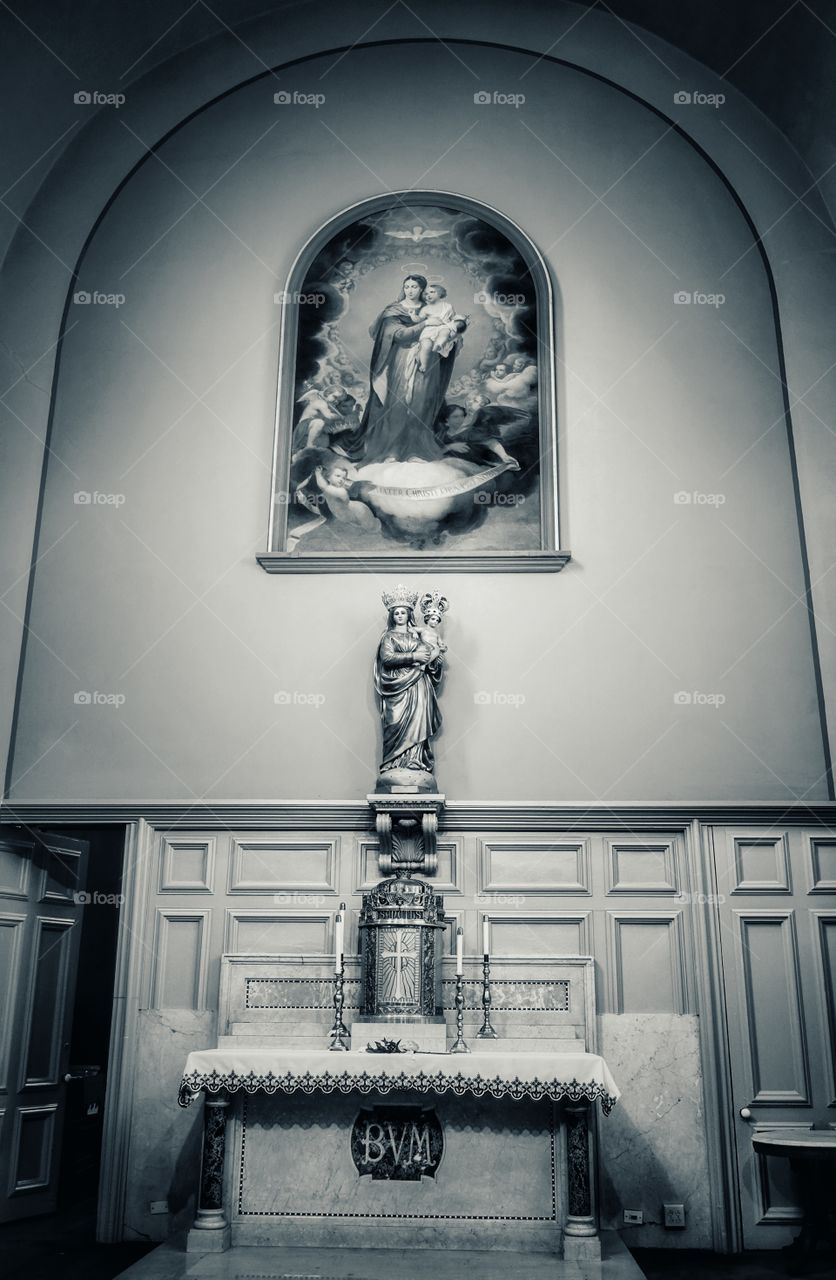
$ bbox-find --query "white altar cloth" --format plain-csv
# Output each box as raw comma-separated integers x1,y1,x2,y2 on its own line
178,1047,620,1114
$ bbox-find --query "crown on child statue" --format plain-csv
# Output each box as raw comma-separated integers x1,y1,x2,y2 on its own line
419,590,449,619
382,584,418,610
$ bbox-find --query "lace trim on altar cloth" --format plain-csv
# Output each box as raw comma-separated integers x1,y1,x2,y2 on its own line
177,1067,618,1115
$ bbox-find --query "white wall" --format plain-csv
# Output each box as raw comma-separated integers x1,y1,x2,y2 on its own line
3,33,831,801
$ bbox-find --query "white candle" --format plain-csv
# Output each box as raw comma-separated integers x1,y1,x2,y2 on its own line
482,915,490,957
456,926,463,975
334,904,345,972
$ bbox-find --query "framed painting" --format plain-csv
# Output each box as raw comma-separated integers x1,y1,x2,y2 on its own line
257,192,569,573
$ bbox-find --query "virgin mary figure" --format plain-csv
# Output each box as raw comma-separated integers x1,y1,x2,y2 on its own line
360,275,458,464
374,595,442,788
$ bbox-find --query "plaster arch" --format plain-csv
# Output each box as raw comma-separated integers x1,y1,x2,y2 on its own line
2,11,835,799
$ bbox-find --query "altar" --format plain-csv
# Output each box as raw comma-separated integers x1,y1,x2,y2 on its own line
174,589,621,1262
178,953,620,1260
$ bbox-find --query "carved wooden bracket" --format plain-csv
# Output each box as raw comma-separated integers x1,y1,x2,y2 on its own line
366,793,445,877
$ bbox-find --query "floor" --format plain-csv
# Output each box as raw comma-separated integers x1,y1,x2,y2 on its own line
113,1239,836,1280
0,1197,153,1280
633,1249,836,1279
115,1232,645,1280
3,1211,834,1280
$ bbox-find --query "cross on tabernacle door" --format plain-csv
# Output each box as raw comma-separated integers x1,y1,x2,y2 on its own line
382,930,413,1001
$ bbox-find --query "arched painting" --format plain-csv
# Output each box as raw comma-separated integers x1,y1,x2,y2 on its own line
260,195,566,572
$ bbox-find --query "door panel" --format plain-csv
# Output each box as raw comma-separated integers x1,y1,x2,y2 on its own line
715,827,836,1248
22,919,75,1087
0,831,88,1222
735,912,810,1104
813,911,836,1105
0,916,25,1091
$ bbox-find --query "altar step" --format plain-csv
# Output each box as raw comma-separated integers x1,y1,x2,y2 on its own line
230,1014,584,1029
217,1033,584,1053
225,1018,583,1039
115,1231,646,1280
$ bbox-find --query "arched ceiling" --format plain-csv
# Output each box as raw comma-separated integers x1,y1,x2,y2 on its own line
0,0,833,272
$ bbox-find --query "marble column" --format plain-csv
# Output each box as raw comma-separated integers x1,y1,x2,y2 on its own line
563,1103,601,1261
187,1092,231,1254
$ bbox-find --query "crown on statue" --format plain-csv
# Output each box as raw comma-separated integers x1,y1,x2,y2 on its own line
419,590,449,619
382,584,418,610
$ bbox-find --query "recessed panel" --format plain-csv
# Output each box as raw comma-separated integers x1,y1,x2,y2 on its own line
356,840,461,893
480,841,589,894
752,1125,807,1224
159,837,215,893
817,916,836,1102
230,840,336,894
606,840,678,894
151,912,208,1010
809,839,836,893
738,914,809,1103
225,912,331,955
0,916,24,1090
24,919,73,1085
489,915,587,957
731,835,791,894
610,915,683,1013
11,1105,57,1193
441,911,464,956
0,839,30,898
39,846,82,903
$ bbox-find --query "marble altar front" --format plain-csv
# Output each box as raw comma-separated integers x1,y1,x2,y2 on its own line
179,955,619,1259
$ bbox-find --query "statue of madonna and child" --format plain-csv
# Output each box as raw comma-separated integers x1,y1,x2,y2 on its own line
373,585,449,793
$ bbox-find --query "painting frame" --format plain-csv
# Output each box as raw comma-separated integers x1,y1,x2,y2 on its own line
257,191,569,573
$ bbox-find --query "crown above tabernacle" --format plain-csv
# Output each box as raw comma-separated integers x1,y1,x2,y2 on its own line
382,584,418,610
419,590,449,618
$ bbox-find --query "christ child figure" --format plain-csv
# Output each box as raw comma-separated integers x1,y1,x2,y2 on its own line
417,591,450,662
416,284,468,371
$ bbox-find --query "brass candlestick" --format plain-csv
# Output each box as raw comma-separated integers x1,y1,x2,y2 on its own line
328,962,350,1051
476,953,499,1039
449,972,470,1054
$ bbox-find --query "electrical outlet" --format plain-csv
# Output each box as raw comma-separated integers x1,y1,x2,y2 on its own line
149,1200,169,1215
663,1203,686,1228
623,1209,643,1225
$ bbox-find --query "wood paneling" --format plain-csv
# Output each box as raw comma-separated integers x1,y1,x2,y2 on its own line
730,833,791,895
0,840,29,899
229,838,337,894
22,919,74,1086
736,912,810,1105
607,912,686,1014
0,916,24,1091
9,1105,57,1194
355,839,461,894
224,911,332,955
479,839,590,894
150,910,209,1009
751,1123,807,1225
159,837,215,893
605,838,679,895
808,839,836,894
814,913,836,1105
488,913,589,957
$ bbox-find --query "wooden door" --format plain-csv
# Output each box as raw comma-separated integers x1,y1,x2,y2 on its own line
0,830,88,1222
713,826,836,1248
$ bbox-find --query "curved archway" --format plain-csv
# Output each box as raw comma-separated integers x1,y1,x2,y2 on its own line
3,33,831,808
